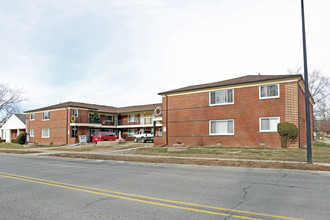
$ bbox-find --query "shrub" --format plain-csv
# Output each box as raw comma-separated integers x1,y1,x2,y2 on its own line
277,122,298,148
15,132,27,145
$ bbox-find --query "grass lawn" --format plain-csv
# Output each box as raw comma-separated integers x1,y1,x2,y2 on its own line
0,143,58,149
135,142,330,163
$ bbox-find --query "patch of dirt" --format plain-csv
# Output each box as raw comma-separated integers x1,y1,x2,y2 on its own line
45,153,330,171
0,149,42,154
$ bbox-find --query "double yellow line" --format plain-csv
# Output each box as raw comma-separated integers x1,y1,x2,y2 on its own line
0,171,303,220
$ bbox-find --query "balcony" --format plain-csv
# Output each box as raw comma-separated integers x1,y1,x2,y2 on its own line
117,117,153,126
71,116,115,126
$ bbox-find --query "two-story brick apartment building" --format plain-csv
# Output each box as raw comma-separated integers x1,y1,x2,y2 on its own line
154,74,313,148
25,102,162,145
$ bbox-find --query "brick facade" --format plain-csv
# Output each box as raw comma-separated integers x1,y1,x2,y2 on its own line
155,79,313,148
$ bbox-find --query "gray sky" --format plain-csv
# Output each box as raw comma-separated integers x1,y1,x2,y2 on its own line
1,0,329,111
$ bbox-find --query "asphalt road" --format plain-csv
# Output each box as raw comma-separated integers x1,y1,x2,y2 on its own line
0,154,329,220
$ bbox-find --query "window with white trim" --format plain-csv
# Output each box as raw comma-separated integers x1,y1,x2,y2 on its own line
259,84,279,99
72,109,78,117
30,129,35,137
210,119,234,135
128,129,137,137
260,117,280,132
42,128,50,138
42,112,50,120
128,115,137,123
210,89,234,105
30,113,35,120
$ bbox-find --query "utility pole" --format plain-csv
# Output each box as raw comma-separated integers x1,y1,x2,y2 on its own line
300,0,312,163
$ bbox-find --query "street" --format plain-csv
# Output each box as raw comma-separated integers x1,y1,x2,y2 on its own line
0,154,329,220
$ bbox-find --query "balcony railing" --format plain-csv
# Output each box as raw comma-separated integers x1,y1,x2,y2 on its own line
71,116,155,126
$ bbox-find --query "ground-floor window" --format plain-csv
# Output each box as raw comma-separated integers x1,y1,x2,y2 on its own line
259,117,280,132
209,119,234,135
30,129,35,137
158,128,162,136
42,128,50,138
128,129,137,137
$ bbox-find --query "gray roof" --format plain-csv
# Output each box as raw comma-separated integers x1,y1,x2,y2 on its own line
158,74,303,95
14,114,26,125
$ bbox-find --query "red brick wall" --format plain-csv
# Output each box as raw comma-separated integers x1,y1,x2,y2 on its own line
158,81,308,147
27,109,69,145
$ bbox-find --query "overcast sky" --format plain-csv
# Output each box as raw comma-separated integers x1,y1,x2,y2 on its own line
1,0,329,111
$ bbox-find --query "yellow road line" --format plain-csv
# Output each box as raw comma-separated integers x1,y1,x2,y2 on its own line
0,172,304,220
0,174,262,220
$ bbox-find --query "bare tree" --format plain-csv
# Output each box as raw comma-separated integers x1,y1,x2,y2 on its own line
287,67,330,121
0,83,23,124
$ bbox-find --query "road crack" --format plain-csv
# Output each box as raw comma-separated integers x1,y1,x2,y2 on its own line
276,173,288,185
224,184,253,220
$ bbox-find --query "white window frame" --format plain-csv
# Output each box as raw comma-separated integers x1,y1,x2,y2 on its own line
128,129,137,137
72,109,79,117
259,84,280,99
42,112,50,121
259,117,280,132
30,129,35,137
209,119,234,136
30,113,35,121
128,114,137,123
209,89,234,106
42,128,50,138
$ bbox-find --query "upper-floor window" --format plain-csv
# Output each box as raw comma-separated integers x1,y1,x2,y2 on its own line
42,112,50,120
72,109,78,117
259,84,279,99
209,119,234,135
210,89,234,105
30,113,35,120
105,115,113,122
259,117,280,132
128,115,137,123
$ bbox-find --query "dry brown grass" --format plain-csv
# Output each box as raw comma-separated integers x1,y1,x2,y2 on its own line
0,149,42,154
45,153,330,171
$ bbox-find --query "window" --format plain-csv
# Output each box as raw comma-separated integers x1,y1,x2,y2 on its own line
72,109,78,117
210,89,234,105
128,115,137,123
259,84,279,99
210,119,234,135
30,113,35,120
42,112,50,120
158,128,162,136
105,115,113,122
42,128,50,138
260,117,280,132
128,129,137,137
30,129,35,137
